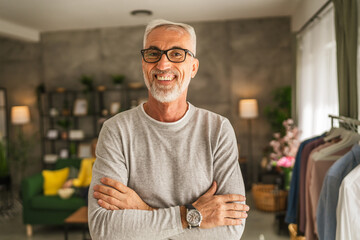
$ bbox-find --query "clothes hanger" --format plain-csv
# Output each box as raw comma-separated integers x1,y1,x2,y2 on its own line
323,127,345,142
313,122,360,161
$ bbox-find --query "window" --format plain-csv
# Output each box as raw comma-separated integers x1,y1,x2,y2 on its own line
296,5,339,140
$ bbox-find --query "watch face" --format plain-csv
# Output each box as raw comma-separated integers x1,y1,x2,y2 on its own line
186,209,202,226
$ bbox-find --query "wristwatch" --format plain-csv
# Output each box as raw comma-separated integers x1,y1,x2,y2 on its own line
185,204,202,229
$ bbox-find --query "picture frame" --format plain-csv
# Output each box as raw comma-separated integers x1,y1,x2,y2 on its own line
46,129,59,139
69,129,84,140
110,102,121,115
73,99,88,116
78,143,92,158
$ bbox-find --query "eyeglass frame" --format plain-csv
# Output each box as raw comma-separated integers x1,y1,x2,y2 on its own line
140,47,195,63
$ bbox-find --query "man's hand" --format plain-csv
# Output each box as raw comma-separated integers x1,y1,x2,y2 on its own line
190,181,249,229
93,177,154,211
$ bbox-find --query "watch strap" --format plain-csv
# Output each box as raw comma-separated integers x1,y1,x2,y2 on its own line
185,204,196,210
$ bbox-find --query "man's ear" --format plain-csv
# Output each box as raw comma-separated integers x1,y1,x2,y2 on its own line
191,58,199,78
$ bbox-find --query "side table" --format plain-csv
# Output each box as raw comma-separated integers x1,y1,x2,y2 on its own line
64,206,90,240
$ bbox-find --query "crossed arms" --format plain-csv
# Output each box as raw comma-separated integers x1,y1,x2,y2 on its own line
93,178,249,229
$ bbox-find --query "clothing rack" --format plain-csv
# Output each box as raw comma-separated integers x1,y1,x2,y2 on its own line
329,114,360,132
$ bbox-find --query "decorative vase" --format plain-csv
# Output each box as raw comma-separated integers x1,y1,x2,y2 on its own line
283,167,292,191
61,131,68,140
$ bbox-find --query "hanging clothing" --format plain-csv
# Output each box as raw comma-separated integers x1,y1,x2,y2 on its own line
316,144,360,240
336,164,360,240
299,138,325,233
286,136,323,224
305,144,351,240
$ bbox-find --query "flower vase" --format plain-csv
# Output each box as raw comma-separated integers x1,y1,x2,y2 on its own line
283,168,292,190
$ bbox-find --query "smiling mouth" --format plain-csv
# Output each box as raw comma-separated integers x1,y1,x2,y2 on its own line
156,75,175,81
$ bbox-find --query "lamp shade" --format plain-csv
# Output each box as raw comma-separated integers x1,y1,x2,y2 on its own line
239,99,258,119
11,106,30,124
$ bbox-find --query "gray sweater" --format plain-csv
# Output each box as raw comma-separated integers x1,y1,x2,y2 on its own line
88,103,246,240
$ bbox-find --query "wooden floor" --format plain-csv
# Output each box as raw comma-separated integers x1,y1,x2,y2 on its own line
1,193,289,240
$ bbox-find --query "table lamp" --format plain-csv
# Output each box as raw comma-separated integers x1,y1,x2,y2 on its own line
11,106,30,125
239,99,258,184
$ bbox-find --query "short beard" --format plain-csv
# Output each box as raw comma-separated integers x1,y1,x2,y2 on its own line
143,70,191,103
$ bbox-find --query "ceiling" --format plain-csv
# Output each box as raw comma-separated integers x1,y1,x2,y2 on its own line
0,0,300,41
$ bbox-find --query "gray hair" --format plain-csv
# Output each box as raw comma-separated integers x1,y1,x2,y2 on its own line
143,19,197,56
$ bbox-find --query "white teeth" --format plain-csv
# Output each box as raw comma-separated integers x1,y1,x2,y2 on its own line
157,76,173,81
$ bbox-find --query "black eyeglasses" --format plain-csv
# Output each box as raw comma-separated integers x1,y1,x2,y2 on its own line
140,47,195,63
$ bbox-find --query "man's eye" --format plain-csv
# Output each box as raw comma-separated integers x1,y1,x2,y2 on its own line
169,50,184,58
147,51,160,57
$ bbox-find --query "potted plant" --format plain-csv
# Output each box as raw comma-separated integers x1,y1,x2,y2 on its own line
9,128,34,192
264,86,292,134
56,119,72,140
80,75,95,114
112,75,125,89
80,75,94,93
0,138,9,178
261,86,292,174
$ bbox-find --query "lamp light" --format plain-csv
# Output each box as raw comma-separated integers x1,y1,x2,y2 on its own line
239,99,258,119
239,99,259,186
11,106,30,125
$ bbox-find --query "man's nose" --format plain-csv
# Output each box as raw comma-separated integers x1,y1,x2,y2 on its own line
156,53,171,70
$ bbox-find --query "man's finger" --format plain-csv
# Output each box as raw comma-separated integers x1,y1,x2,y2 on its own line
101,177,128,193
202,181,217,197
94,191,121,206
98,199,120,210
225,210,248,219
94,184,122,199
226,203,250,212
223,218,243,226
221,194,246,203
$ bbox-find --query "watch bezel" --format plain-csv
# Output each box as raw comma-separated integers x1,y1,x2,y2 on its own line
186,208,202,228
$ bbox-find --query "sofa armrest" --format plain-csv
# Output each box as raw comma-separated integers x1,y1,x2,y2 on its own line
21,173,44,202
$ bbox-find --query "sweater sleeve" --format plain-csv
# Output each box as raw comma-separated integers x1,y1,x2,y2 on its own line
210,118,246,238
88,125,185,240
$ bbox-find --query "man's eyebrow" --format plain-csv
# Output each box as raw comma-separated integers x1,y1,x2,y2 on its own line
148,46,160,50
147,46,184,50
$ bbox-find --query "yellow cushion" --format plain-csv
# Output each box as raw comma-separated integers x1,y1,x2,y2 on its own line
42,167,70,196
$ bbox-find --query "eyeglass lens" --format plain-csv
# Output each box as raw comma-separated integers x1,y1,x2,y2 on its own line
143,49,187,63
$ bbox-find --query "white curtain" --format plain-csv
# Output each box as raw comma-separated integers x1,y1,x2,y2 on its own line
296,5,339,140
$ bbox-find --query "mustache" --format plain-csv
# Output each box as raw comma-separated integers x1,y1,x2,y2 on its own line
151,69,179,76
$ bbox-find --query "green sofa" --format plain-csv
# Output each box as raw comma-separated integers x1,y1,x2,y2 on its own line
21,158,87,236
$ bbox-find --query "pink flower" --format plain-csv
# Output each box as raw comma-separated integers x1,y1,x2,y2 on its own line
283,146,290,155
277,156,295,168
270,153,278,160
273,133,281,139
266,118,300,169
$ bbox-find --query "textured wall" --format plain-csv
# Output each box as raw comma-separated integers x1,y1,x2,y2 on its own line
0,17,292,184
229,18,292,181
0,37,42,183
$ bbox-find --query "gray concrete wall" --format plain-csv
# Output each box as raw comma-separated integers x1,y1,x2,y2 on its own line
0,37,42,187
1,16,292,184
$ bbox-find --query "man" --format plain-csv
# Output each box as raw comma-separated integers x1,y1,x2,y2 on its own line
88,19,249,240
